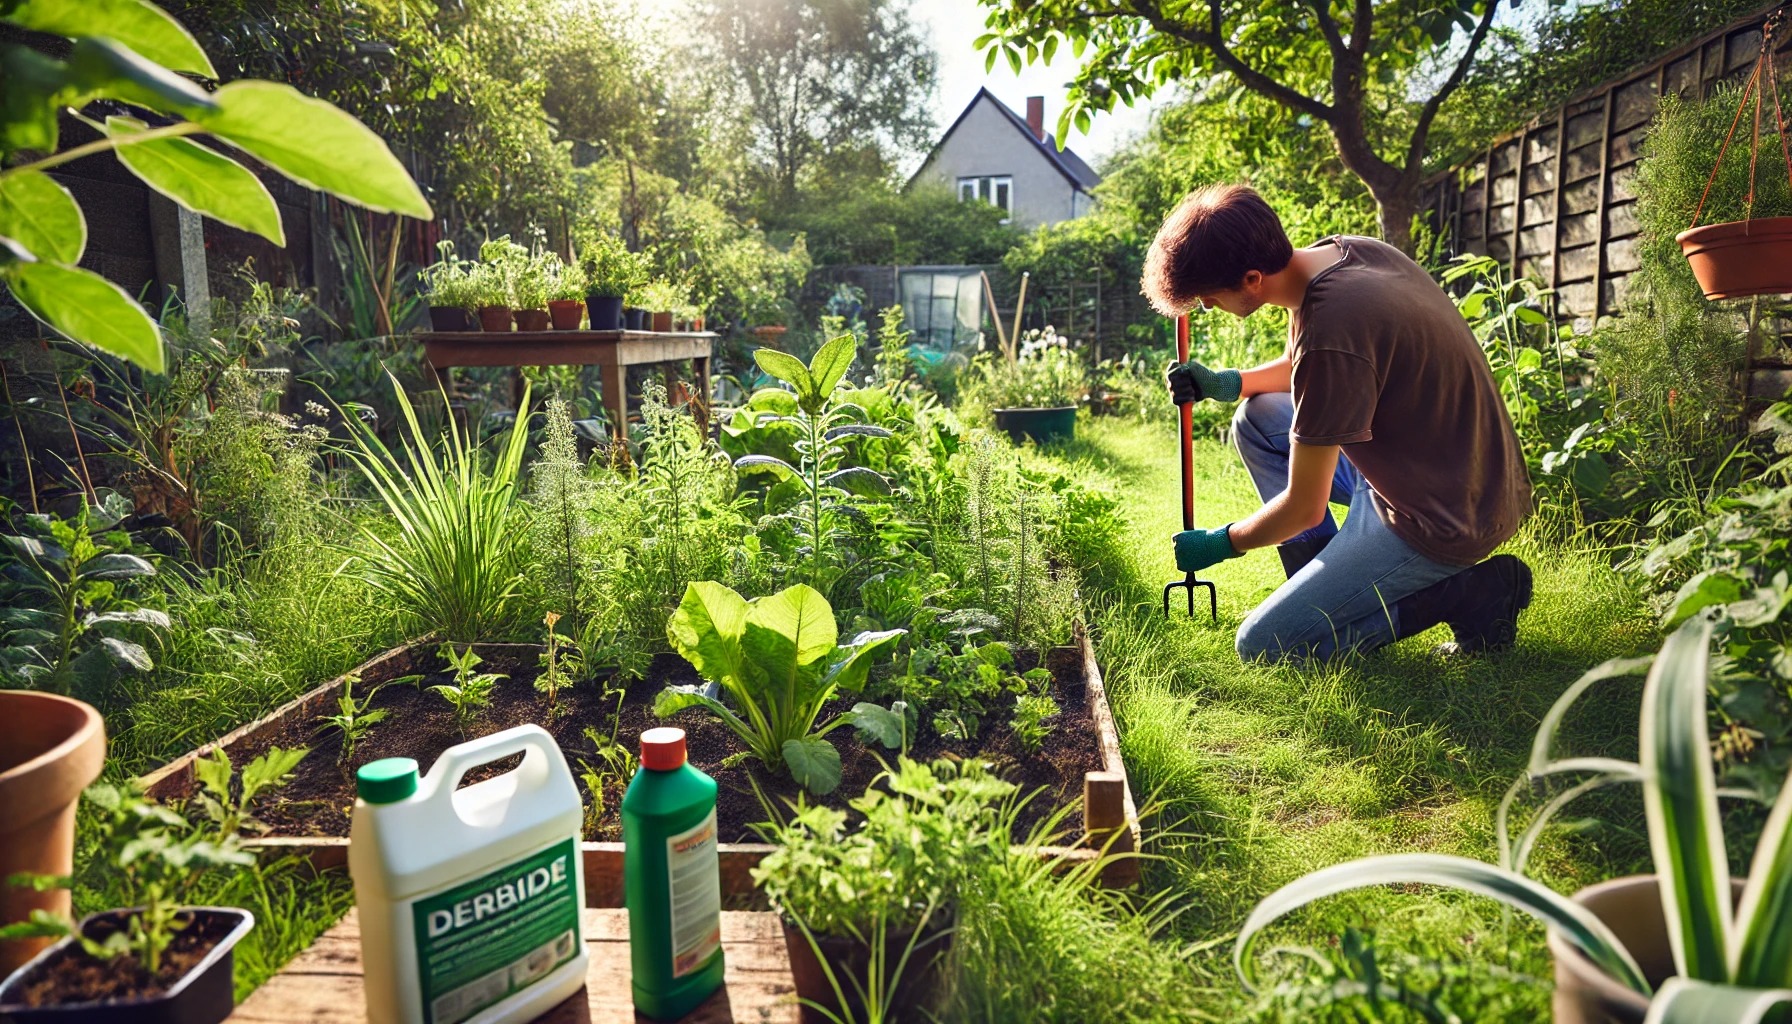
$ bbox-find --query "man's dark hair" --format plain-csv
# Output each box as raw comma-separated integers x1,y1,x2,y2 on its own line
1141,184,1294,316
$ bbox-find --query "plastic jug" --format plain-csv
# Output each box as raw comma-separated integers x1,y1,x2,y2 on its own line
349,725,587,1024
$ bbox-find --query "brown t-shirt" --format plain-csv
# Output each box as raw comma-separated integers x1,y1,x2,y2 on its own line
1289,236,1532,566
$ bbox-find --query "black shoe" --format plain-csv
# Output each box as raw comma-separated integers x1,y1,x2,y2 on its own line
1391,555,1533,655
1277,535,1332,579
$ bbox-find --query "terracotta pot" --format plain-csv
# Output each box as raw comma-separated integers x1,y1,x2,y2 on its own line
692,316,705,332
751,325,788,349
547,300,584,331
514,309,551,332
0,692,105,975
651,310,674,333
781,911,952,1024
1,906,252,1023
1677,217,1792,300
476,306,512,332
427,306,473,332
1548,875,1748,1024
585,294,624,331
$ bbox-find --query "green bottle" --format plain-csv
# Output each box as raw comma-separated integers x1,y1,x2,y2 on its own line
624,727,725,1019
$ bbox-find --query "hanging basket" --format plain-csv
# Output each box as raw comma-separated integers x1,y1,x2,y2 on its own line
1679,6,1792,300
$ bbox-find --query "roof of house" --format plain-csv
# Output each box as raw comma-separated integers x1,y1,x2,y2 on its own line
911,87,1102,193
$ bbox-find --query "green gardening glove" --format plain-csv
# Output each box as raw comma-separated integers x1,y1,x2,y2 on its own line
1165,360,1243,404
1174,525,1241,573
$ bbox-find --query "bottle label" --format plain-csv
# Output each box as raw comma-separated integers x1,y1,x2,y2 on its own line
409,837,582,1024
666,809,722,977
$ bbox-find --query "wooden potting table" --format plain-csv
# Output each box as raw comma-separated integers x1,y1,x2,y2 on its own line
417,330,715,439
231,908,799,1023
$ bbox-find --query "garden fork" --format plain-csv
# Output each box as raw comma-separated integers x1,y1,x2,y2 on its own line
1164,314,1218,621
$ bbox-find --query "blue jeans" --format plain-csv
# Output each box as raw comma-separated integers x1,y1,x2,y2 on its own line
1230,394,1465,662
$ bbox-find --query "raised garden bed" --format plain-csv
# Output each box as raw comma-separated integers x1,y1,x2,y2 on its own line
140,630,1140,906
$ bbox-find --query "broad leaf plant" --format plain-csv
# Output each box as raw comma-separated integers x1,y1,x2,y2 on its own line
0,0,431,373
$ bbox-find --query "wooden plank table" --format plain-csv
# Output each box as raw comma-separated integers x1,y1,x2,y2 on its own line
418,331,715,439
232,908,799,1023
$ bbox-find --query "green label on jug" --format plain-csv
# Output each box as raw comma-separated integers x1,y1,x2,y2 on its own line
410,837,581,1024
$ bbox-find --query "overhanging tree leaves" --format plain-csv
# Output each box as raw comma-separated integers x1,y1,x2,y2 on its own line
976,0,1525,252
0,0,431,374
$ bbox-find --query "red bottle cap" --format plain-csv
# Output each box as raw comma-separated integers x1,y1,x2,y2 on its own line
640,727,687,770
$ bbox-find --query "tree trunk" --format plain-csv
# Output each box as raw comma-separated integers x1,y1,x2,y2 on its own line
1372,184,1421,256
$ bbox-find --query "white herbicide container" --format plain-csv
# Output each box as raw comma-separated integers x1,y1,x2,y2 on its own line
349,725,588,1024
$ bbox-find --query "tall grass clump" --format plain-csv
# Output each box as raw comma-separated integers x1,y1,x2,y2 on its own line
338,373,531,643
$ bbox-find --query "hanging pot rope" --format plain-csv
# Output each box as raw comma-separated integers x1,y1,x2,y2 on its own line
1690,6,1792,231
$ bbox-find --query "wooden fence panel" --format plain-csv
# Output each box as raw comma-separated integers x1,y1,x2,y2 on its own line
1422,9,1790,327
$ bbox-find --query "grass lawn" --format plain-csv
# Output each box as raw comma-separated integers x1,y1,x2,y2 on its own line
1054,415,1660,1020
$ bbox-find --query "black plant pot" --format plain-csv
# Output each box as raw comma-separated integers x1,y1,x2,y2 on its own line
0,907,254,1024
624,307,647,331
586,294,624,331
427,305,474,332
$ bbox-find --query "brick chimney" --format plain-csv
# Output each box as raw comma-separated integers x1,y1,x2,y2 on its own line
1025,96,1045,142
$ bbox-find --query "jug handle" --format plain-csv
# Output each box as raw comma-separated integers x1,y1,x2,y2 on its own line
427,724,559,798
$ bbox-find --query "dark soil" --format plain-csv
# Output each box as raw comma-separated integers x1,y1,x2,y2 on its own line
6,910,234,1007
230,647,1102,844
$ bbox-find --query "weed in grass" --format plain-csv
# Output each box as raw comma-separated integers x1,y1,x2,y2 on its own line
536,611,581,719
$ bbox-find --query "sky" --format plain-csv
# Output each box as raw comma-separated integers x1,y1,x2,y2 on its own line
911,0,1161,173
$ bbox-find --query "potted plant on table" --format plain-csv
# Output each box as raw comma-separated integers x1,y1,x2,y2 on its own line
577,230,646,331
637,279,685,333
0,748,307,1024
964,326,1089,444
470,260,512,332
419,242,477,332
546,260,586,330
752,758,1014,1024
511,252,554,332
1232,614,1792,1024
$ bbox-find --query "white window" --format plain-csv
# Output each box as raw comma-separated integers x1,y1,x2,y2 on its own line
956,176,1013,222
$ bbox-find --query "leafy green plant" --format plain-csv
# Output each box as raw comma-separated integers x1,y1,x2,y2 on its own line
576,723,636,835
337,373,532,643
885,640,1048,744
0,747,304,977
512,251,558,311
0,0,430,372
527,396,597,634
873,304,912,387
752,757,1015,936
963,327,1089,410
316,671,388,766
657,581,905,794
536,611,582,717
578,229,649,299
420,241,481,312
1010,693,1060,753
191,744,309,838
735,335,895,595
0,493,169,695
431,643,504,738
1235,616,1792,1022
634,278,688,313
547,260,588,303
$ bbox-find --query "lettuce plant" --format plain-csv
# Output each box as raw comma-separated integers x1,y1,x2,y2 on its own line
657,581,904,794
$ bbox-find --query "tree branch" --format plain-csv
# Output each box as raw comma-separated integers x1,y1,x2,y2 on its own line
1404,0,1500,179
1305,0,1347,59
1127,0,1334,122
1349,0,1372,56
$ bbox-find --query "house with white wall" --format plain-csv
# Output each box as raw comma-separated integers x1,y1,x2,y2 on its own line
909,90,1101,230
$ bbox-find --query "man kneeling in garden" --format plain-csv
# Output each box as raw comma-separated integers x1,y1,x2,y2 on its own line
1146,184,1534,662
